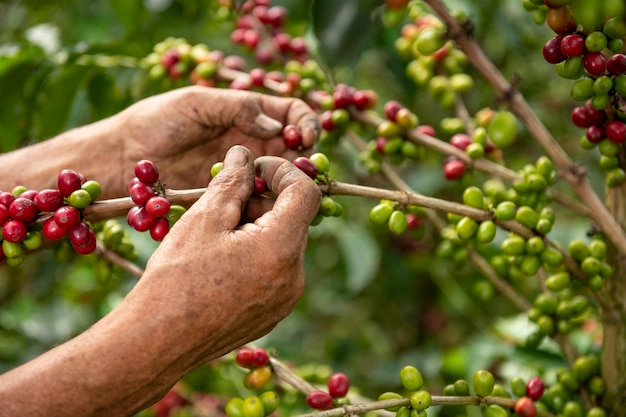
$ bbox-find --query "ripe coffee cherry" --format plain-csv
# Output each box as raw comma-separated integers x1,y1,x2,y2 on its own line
72,228,97,255
19,189,39,201
150,217,170,241
0,205,9,224
605,120,626,143
607,53,626,75
443,157,467,180
68,222,92,247
249,347,270,367
130,182,156,206
542,36,566,64
252,177,267,196
583,52,607,76
2,220,27,243
0,192,14,208
282,124,302,150
127,206,156,232
293,156,319,179
384,100,404,122
145,196,171,218
586,125,604,143
560,34,585,57
134,160,160,185
327,372,350,398
35,189,63,212
42,217,67,240
9,198,38,223
306,391,334,410
514,397,537,417
54,206,81,229
235,348,255,368
450,133,472,150
58,169,84,197
525,377,545,400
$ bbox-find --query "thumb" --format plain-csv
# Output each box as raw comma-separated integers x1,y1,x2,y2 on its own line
202,145,255,231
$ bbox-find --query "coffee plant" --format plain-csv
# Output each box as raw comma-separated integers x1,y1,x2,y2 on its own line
1,0,626,416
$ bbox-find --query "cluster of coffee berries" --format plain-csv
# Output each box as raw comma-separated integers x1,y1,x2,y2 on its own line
305,372,351,411
230,0,308,65
369,201,425,237
376,365,431,416
525,2,626,187
235,346,272,390
127,160,186,241
0,169,103,266
95,219,138,262
225,391,279,417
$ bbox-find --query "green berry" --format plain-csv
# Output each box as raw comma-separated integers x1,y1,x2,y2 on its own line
462,186,486,209
81,180,102,201
453,379,470,396
476,220,497,243
211,162,224,177
472,370,495,397
589,239,607,259
485,404,509,417
309,153,330,174
68,189,92,209
388,210,408,235
488,110,518,148
495,201,517,221
259,391,279,416
399,366,424,391
370,203,394,225
456,216,478,240
242,396,265,417
545,271,571,292
409,390,432,411
515,206,540,229
570,78,595,101
501,234,526,256
510,377,527,397
377,392,404,412
568,239,590,262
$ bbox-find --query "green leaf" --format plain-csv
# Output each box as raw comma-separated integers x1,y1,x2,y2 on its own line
108,0,145,36
334,220,381,293
86,70,123,120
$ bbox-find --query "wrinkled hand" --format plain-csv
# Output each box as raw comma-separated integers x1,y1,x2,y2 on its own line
124,145,322,365
113,86,320,195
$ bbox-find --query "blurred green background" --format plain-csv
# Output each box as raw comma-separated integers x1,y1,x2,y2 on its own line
0,0,604,415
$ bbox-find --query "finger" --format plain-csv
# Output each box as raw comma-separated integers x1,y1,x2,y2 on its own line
202,145,255,231
250,156,322,241
259,96,321,149
241,196,275,223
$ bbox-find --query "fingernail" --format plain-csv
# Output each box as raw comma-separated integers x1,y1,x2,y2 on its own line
224,145,250,167
255,113,283,134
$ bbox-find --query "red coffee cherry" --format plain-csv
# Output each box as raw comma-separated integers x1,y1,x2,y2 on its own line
35,189,64,212
0,205,9,224
514,397,537,417
72,228,97,255
235,348,255,369
54,206,81,229
19,189,39,201
282,124,302,150
150,217,170,241
2,220,27,243
57,169,84,197
130,182,156,206
42,217,68,240
145,196,171,218
252,177,267,196
249,347,270,368
68,222,92,248
0,192,15,208
384,100,404,122
293,157,319,179
525,377,545,401
450,133,472,150
542,36,566,64
127,206,156,232
306,391,334,410
327,372,350,398
443,157,467,180
134,160,160,185
9,198,39,223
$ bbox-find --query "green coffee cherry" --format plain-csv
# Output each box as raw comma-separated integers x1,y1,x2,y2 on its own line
463,186,486,209
501,234,526,256
377,392,404,412
309,153,330,174
525,236,545,254
409,390,432,411
68,189,92,209
472,369,495,397
476,220,497,243
515,206,539,229
456,216,478,240
488,110,518,148
545,271,571,292
242,396,265,417
495,201,516,221
22,231,43,251
225,397,245,417
485,405,509,417
319,196,337,217
259,391,279,415
568,239,590,262
81,180,102,201
589,239,607,259
370,203,395,225
453,379,470,396
400,366,424,391
388,210,408,235
510,377,527,397
211,162,224,177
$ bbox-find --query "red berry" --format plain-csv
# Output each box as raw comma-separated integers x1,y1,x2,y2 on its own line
416,125,436,136
293,157,319,179
583,52,607,76
514,397,537,417
384,100,404,122
327,372,350,398
72,229,97,255
249,68,266,86
0,192,14,208
9,198,39,223
450,133,472,150
19,189,39,201
443,158,467,180
54,206,81,229
235,348,255,368
35,189,63,212
252,177,267,196
282,124,302,150
0,205,9,224
150,217,170,241
571,106,591,128
274,32,292,52
351,89,378,110
243,29,260,48
2,219,27,243
306,391,334,410
42,217,67,240
250,347,270,367
320,111,337,131
145,196,171,218
332,85,353,109
406,212,423,230
68,222,92,248
607,53,626,75
58,169,84,197
160,48,180,69
130,182,156,206
605,120,626,143
127,206,156,232
542,36,566,64
560,34,585,57
375,137,388,153
290,37,308,56
586,124,605,143
584,104,607,125
525,377,545,401
134,160,160,185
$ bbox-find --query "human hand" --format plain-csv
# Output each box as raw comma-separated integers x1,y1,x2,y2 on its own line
111,86,320,196
123,144,321,368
